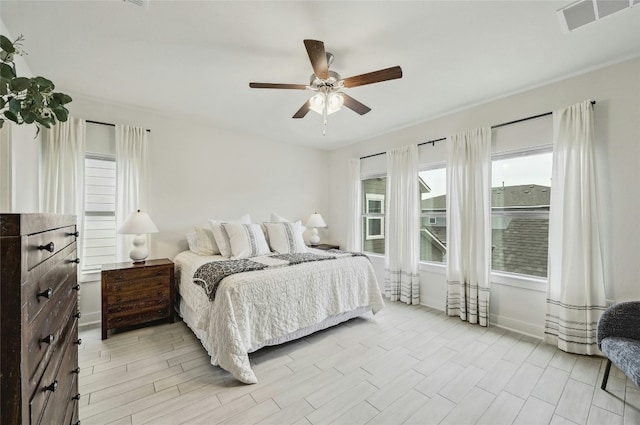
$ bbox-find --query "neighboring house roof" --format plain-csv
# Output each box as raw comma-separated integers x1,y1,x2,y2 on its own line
420,184,550,277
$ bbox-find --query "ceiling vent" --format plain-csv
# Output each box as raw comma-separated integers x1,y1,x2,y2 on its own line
557,0,637,32
124,0,149,8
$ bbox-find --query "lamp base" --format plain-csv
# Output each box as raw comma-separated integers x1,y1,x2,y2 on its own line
309,228,320,245
129,234,149,263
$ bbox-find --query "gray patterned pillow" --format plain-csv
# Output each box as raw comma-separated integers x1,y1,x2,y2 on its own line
264,221,308,254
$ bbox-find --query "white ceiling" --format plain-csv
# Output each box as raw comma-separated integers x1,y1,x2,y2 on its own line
1,1,639,150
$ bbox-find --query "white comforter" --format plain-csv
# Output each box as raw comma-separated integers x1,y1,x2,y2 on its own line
174,249,384,384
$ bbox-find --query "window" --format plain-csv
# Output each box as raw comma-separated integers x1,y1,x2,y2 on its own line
419,167,447,263
365,193,385,240
491,149,552,278
82,153,117,274
362,177,386,254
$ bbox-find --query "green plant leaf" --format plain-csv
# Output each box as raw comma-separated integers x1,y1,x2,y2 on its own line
53,92,72,105
0,97,5,109
0,35,15,54
35,115,51,128
23,112,35,124
33,76,53,89
0,63,15,79
4,110,18,123
0,118,4,128
8,97,20,113
52,106,68,122
10,77,30,91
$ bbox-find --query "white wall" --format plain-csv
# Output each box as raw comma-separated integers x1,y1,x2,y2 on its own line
65,95,330,325
328,58,640,338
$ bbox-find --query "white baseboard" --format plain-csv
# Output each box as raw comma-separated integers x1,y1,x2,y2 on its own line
79,311,101,328
490,313,544,340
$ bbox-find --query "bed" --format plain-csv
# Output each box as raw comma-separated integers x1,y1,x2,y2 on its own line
173,248,384,384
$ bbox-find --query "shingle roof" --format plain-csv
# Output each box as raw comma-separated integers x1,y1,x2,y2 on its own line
420,185,550,276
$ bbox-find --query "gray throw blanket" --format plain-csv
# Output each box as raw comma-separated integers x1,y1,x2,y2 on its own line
193,252,338,301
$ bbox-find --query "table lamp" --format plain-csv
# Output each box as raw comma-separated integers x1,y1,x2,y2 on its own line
118,209,159,263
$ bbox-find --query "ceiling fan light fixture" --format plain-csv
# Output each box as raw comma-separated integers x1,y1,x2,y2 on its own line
309,91,344,116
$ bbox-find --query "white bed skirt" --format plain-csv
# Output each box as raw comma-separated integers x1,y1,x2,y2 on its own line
178,298,371,354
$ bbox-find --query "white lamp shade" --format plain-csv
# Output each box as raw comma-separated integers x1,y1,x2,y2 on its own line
118,210,159,235
306,213,327,228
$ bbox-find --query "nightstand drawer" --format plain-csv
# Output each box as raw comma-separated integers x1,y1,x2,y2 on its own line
107,291,170,314
107,304,170,328
103,265,170,282
106,276,168,295
108,284,170,304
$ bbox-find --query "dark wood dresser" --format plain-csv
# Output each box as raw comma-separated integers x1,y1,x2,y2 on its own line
0,213,81,425
101,258,174,340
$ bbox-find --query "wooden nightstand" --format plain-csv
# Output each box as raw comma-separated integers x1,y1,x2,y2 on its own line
309,243,340,251
101,258,174,340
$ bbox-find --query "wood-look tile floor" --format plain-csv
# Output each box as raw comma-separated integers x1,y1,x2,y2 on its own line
78,302,640,425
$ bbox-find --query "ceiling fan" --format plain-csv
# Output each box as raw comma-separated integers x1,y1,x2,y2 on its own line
249,39,403,134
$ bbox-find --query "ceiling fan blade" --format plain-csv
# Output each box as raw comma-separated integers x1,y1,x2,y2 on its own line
304,39,329,80
342,66,403,88
342,93,371,115
249,82,307,90
292,101,311,119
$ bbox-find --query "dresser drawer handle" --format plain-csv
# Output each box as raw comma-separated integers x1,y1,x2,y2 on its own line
72,393,81,401
38,242,55,252
43,380,58,392
68,231,80,237
69,258,80,264
73,284,81,291
74,421,81,425
75,338,82,345
115,275,124,280
37,287,53,299
75,311,82,319
73,367,81,374
116,318,123,323
40,334,55,344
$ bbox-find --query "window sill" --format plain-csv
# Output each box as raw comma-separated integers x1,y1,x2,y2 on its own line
419,261,446,273
490,271,547,292
368,255,547,292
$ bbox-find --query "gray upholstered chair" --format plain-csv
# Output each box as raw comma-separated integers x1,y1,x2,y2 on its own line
596,301,640,390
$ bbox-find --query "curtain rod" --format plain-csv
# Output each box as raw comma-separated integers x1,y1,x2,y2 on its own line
359,100,596,160
86,119,151,133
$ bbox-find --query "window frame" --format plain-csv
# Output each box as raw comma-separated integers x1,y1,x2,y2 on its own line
490,145,552,279
81,152,117,280
419,162,447,265
361,174,387,254
364,193,385,240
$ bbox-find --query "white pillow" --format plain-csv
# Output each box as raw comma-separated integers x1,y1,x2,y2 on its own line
194,226,219,255
222,223,271,259
270,212,307,233
186,232,198,252
209,214,251,258
264,222,308,254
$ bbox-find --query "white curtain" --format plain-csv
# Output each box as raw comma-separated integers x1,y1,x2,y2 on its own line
346,158,362,252
115,125,149,263
544,100,607,355
384,144,420,304
42,117,86,265
446,127,491,326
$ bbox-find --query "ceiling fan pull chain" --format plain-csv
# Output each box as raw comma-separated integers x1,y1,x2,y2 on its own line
323,93,328,136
